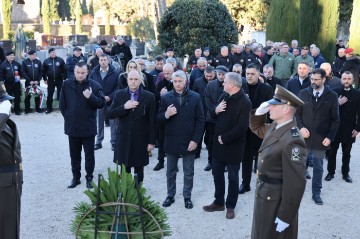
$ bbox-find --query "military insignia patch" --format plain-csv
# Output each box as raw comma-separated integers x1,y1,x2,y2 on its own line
291,146,300,161
291,127,299,137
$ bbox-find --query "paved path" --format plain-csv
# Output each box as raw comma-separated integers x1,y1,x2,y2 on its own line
13,112,359,239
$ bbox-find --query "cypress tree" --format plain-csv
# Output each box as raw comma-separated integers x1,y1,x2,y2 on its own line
316,0,339,62
348,0,360,54
49,0,60,20
299,0,319,46
266,0,300,43
158,0,238,57
2,0,12,39
42,0,51,34
75,0,83,34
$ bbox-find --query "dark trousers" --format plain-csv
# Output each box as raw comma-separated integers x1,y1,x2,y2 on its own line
125,166,144,185
68,136,95,180
47,80,63,110
25,95,40,111
195,121,210,157
327,141,352,175
212,158,240,209
206,122,215,164
157,125,165,162
5,82,21,113
241,141,259,186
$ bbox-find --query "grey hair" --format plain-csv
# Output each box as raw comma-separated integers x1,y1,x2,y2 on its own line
172,70,187,81
197,57,207,64
232,63,243,70
225,72,242,88
221,46,228,51
263,64,274,70
166,57,177,65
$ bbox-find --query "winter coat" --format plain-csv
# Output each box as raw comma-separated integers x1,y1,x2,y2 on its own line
21,58,42,86
65,54,87,80
108,88,156,167
42,56,67,82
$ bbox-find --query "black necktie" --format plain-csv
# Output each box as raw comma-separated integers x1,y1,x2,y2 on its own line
315,92,320,101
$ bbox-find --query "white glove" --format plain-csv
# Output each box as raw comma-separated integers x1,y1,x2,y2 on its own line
0,100,12,115
275,217,289,232
255,102,270,115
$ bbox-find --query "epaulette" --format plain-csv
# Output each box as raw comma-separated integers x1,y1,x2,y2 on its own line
291,127,299,137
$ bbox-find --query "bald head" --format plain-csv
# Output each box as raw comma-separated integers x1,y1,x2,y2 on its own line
95,48,103,57
127,70,143,91
320,63,332,77
163,63,174,81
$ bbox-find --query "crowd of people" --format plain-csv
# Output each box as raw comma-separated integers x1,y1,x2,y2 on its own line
1,36,360,238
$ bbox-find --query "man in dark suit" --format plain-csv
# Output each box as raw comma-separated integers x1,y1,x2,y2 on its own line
0,84,22,239
239,63,273,194
108,70,156,184
60,62,105,189
203,72,251,219
296,68,340,205
286,61,311,96
90,54,120,151
158,70,204,209
250,85,307,239
325,71,360,183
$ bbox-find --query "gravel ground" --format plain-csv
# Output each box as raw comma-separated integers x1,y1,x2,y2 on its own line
14,112,359,239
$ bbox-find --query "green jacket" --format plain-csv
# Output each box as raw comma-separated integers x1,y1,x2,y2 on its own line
268,52,295,80
293,55,315,76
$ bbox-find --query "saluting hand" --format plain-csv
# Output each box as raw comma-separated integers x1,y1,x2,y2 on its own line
351,130,358,138
83,87,92,99
215,100,226,114
322,138,331,147
124,100,139,109
147,144,155,152
160,87,168,96
338,95,348,105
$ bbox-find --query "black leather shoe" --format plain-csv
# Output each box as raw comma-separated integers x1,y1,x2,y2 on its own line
153,161,164,171
45,109,52,114
36,109,43,113
184,198,193,209
94,144,102,150
68,179,81,188
343,174,353,183
324,173,334,181
239,184,251,194
162,196,175,207
15,112,21,115
312,195,323,205
86,179,93,189
204,163,212,171
305,171,312,179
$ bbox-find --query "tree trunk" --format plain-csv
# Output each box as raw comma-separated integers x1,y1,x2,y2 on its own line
2,0,12,40
105,9,111,35
349,0,360,54
152,0,159,42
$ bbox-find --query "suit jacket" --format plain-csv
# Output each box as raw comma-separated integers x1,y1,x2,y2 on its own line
250,111,306,239
0,114,22,239
333,86,360,144
157,89,204,155
296,85,340,150
108,88,156,167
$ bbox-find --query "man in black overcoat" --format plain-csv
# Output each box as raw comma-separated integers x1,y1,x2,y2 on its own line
325,71,360,183
108,70,156,184
203,72,251,219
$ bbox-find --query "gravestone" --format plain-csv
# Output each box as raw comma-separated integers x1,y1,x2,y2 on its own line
0,40,12,54
69,35,88,46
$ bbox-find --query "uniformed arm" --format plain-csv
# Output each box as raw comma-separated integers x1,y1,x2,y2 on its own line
36,61,43,82
249,109,271,139
221,99,251,144
19,61,30,82
147,93,157,145
42,60,48,82
108,91,129,119
267,54,276,69
325,93,340,141
191,96,205,144
277,138,307,223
